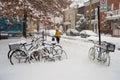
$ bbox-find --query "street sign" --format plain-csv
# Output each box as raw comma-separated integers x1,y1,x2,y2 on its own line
100,0,107,12
100,0,106,5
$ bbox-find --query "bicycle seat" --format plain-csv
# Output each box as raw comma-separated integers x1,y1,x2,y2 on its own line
52,43,56,45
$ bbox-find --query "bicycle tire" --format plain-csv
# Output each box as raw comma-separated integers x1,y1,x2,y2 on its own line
55,49,67,60
37,49,46,61
41,47,56,62
42,47,50,54
54,45,62,50
29,50,41,63
101,53,110,66
7,50,13,59
44,47,57,55
10,49,27,65
88,47,96,61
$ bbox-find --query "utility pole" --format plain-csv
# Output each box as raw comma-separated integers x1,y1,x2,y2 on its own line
54,15,55,29
98,5,101,45
89,0,92,30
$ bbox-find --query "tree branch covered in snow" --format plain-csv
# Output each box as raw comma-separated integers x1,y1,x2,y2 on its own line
0,0,72,20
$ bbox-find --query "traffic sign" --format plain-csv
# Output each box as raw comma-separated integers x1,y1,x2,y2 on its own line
100,0,107,12
100,0,106,5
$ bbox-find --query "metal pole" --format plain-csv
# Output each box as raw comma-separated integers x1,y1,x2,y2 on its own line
89,0,92,30
97,5,102,58
98,6,101,45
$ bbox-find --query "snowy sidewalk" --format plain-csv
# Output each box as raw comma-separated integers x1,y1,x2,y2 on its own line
62,35,120,50
0,36,120,80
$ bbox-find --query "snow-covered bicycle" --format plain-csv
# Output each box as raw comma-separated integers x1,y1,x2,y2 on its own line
40,40,67,62
8,36,67,65
9,37,41,65
88,40,115,66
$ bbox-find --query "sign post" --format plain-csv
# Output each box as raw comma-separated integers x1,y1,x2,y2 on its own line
98,6,101,46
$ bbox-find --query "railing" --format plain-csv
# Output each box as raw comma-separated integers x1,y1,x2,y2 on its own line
106,9,120,17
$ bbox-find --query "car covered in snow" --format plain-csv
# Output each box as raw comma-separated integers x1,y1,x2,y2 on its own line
80,30,98,38
66,29,80,36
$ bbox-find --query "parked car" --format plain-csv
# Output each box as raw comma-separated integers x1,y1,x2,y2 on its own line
66,29,80,36
80,30,98,38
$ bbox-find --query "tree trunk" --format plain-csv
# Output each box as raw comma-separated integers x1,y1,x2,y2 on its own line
23,13,27,38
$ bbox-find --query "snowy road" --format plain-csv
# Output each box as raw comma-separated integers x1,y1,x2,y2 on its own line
0,36,120,80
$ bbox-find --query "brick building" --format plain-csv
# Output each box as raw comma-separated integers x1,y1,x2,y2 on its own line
102,0,120,36
83,0,120,36
64,8,77,31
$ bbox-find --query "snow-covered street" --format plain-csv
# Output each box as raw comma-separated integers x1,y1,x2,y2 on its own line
0,36,120,80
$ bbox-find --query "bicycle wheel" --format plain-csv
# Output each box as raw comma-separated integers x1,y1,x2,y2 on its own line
55,49,67,60
44,47,57,55
29,50,41,63
101,53,110,66
7,50,13,59
42,47,56,62
88,47,96,60
54,45,62,50
37,49,46,61
42,47,50,54
10,49,27,65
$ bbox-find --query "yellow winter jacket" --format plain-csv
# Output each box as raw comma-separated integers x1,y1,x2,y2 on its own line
55,30,61,37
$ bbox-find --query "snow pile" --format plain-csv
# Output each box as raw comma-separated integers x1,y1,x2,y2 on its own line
80,30,98,36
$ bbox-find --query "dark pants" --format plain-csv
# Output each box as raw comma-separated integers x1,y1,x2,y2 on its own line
56,36,60,43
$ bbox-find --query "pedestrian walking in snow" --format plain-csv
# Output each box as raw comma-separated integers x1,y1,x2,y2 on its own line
55,29,61,43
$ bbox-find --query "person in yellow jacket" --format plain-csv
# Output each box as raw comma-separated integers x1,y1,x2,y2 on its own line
55,29,61,43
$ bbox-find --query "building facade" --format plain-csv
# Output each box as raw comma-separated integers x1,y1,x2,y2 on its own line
64,8,77,31
83,0,120,37
101,0,120,36
84,0,99,33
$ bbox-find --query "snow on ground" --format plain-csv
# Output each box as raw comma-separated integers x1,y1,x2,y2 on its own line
0,35,120,80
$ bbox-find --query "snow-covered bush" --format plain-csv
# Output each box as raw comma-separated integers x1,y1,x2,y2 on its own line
75,14,88,31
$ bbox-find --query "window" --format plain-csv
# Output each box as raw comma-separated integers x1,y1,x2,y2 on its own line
111,3,114,10
119,2,120,9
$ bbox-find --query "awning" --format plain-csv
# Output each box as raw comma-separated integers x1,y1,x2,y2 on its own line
105,15,120,20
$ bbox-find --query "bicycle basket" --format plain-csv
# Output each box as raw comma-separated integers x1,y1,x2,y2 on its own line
9,43,21,50
106,43,115,52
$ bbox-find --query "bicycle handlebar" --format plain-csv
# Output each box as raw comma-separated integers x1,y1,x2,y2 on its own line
91,40,115,52
90,40,113,46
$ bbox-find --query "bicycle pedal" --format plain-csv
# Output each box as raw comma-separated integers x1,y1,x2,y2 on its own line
97,58,102,61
